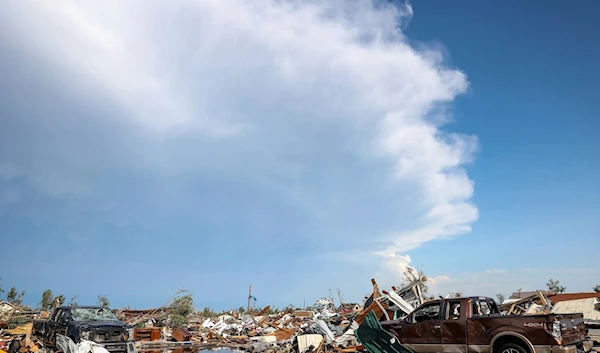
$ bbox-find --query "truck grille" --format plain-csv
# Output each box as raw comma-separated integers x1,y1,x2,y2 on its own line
93,331,124,343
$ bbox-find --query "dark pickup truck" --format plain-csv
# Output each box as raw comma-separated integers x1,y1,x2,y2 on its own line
380,296,593,353
33,306,136,353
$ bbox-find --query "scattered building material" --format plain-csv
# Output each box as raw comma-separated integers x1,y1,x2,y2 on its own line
298,334,325,353
133,328,161,341
171,327,192,342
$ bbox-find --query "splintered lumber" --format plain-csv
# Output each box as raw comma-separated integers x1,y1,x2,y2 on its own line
258,310,283,327
208,331,227,343
334,345,364,353
267,313,286,327
268,327,296,341
371,279,381,300
254,306,271,321
355,299,388,325
315,336,325,353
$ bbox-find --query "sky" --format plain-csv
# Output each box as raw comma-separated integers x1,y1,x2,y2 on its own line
1,0,599,311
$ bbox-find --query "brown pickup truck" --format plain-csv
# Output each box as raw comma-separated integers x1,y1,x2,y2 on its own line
380,296,593,353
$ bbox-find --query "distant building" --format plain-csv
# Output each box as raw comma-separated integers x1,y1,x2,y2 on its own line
0,301,17,321
339,303,362,313
509,290,553,299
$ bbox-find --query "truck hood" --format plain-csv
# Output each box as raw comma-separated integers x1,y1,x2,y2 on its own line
73,321,130,330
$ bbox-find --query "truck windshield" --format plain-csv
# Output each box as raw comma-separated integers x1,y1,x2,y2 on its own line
71,308,119,321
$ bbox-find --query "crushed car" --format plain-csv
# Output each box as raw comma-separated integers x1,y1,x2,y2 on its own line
33,306,136,353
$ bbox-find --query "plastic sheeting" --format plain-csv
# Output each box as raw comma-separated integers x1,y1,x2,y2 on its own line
334,321,359,347
314,320,335,343
56,335,112,353
75,341,112,353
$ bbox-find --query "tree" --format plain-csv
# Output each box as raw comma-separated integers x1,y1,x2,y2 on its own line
496,293,505,305
593,285,600,293
97,295,110,308
7,287,18,302
39,290,54,311
546,279,566,294
16,290,25,305
201,307,215,318
170,291,194,327
69,295,78,306
0,277,4,296
238,306,245,314
55,295,65,307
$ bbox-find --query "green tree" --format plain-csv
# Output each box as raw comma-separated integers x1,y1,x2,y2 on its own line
593,285,600,293
201,307,215,317
238,306,245,314
97,295,110,308
496,293,505,305
13,290,25,305
39,289,54,311
7,287,18,302
55,294,65,307
170,291,194,327
546,279,566,294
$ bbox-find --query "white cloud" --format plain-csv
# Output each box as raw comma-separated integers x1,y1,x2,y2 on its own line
425,267,600,299
485,269,508,274
1,0,478,279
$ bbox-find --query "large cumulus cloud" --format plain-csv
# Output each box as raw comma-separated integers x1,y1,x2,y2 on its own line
0,0,477,304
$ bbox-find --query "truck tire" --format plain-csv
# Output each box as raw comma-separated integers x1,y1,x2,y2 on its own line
498,343,528,353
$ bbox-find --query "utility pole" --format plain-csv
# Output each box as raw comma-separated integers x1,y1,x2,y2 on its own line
247,285,252,313
337,288,344,308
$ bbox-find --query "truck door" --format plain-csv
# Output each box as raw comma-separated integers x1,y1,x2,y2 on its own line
441,300,467,353
402,301,443,353
55,308,70,336
48,309,62,346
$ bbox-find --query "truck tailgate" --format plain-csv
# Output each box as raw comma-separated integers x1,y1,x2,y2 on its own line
553,314,587,345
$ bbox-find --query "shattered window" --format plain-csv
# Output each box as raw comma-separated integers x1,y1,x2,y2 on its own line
53,309,63,322
445,301,461,320
413,303,441,323
57,309,69,323
472,300,497,316
71,308,119,322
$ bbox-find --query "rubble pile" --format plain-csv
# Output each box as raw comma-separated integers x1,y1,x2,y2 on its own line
114,278,427,353
2,277,599,353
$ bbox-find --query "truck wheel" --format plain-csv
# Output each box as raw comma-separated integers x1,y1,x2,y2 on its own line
498,343,528,353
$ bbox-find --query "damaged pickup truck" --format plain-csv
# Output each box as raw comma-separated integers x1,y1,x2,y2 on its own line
378,296,593,353
33,306,136,353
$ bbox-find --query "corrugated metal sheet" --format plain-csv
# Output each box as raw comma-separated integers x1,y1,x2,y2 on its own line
551,298,600,320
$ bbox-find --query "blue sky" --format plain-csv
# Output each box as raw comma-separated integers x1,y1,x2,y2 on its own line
1,0,599,311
